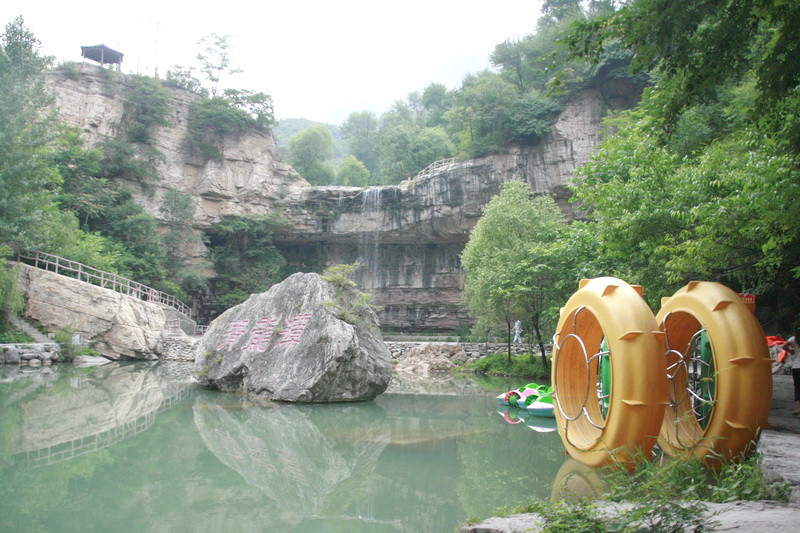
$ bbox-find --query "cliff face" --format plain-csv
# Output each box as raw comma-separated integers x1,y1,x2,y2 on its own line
270,83,641,330
48,63,309,228
48,64,641,330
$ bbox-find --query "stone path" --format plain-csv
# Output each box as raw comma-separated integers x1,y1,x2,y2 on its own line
9,315,52,343
461,373,800,532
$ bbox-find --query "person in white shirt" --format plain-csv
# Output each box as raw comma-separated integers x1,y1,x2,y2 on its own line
780,327,800,416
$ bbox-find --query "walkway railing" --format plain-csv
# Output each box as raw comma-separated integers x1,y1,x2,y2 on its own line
16,250,193,318
412,157,457,180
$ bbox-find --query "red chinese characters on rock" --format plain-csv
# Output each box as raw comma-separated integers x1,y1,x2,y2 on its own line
216,319,250,351
216,314,314,353
277,313,313,347
243,316,279,353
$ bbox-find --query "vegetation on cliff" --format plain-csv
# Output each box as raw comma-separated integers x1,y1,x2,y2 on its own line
283,0,645,186
463,0,800,340
0,17,285,324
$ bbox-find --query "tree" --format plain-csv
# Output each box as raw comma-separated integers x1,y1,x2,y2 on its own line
160,188,199,279
341,111,379,174
164,65,206,95
420,83,453,128
122,74,172,144
563,0,800,131
289,125,334,185
206,215,287,318
461,180,570,364
336,155,369,187
0,16,61,250
196,33,241,96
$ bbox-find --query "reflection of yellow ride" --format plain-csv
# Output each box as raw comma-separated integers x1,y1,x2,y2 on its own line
656,281,772,466
551,277,667,468
550,457,608,503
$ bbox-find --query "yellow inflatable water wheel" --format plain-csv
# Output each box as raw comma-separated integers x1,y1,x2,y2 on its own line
552,277,667,468
656,281,772,466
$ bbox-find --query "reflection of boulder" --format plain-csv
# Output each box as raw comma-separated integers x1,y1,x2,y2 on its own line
385,372,489,396
193,396,390,519
12,364,166,455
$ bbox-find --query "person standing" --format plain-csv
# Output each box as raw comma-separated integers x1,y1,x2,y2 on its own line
513,320,523,344
780,327,800,415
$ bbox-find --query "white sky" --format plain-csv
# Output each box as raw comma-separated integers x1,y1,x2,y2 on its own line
2,1,545,125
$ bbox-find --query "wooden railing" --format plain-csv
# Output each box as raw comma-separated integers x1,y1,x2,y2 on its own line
412,157,457,180
16,250,193,318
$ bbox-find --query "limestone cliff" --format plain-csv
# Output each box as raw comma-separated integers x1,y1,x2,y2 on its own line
48,63,309,228
48,63,641,330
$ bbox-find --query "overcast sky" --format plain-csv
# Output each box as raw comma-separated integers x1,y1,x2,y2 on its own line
2,1,545,125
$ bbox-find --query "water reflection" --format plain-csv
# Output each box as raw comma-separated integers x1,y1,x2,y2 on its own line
193,397,390,524
0,364,569,532
4,363,192,468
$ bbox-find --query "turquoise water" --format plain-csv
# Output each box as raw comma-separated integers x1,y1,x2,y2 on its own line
0,363,566,532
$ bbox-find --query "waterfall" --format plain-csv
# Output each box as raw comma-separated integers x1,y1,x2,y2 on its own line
361,187,382,211
359,188,383,289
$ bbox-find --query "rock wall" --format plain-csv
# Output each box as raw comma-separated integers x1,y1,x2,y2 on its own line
48,64,642,331
269,82,643,330
16,264,167,359
48,63,309,229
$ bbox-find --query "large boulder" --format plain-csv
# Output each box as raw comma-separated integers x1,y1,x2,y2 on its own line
194,272,392,402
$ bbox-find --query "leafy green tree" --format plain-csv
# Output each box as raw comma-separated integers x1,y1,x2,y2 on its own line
539,0,582,26
206,215,287,317
0,245,24,330
164,65,206,95
122,74,172,144
289,124,335,184
336,155,369,187
186,96,255,160
563,0,800,132
97,137,164,184
461,180,570,363
221,88,275,130
160,188,198,278
562,0,800,326
420,83,453,128
491,39,529,93
0,16,61,250
341,111,379,174
196,33,241,96
570,99,800,312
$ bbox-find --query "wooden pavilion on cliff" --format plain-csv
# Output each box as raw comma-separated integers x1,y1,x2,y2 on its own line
80,44,123,71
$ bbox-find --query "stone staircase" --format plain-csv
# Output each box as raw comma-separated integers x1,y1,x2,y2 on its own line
8,315,53,343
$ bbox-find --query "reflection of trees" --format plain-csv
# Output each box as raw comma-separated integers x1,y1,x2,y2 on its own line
457,405,565,519
193,397,390,523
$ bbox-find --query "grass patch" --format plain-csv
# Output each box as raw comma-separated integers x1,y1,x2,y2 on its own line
481,450,787,532
460,352,549,379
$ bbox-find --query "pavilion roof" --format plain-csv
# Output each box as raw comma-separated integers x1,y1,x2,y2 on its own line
80,44,123,65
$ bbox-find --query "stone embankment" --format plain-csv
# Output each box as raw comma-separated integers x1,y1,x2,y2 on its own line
1,344,60,365
387,341,537,363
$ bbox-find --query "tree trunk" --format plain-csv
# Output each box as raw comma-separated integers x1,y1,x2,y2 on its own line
533,320,548,371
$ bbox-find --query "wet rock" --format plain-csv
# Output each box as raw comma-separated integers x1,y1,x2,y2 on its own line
195,272,392,402
3,346,21,364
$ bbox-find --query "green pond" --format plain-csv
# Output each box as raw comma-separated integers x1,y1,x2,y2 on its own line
0,362,569,532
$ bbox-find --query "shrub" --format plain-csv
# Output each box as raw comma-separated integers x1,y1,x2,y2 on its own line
187,97,254,160
321,263,382,327
464,352,549,379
